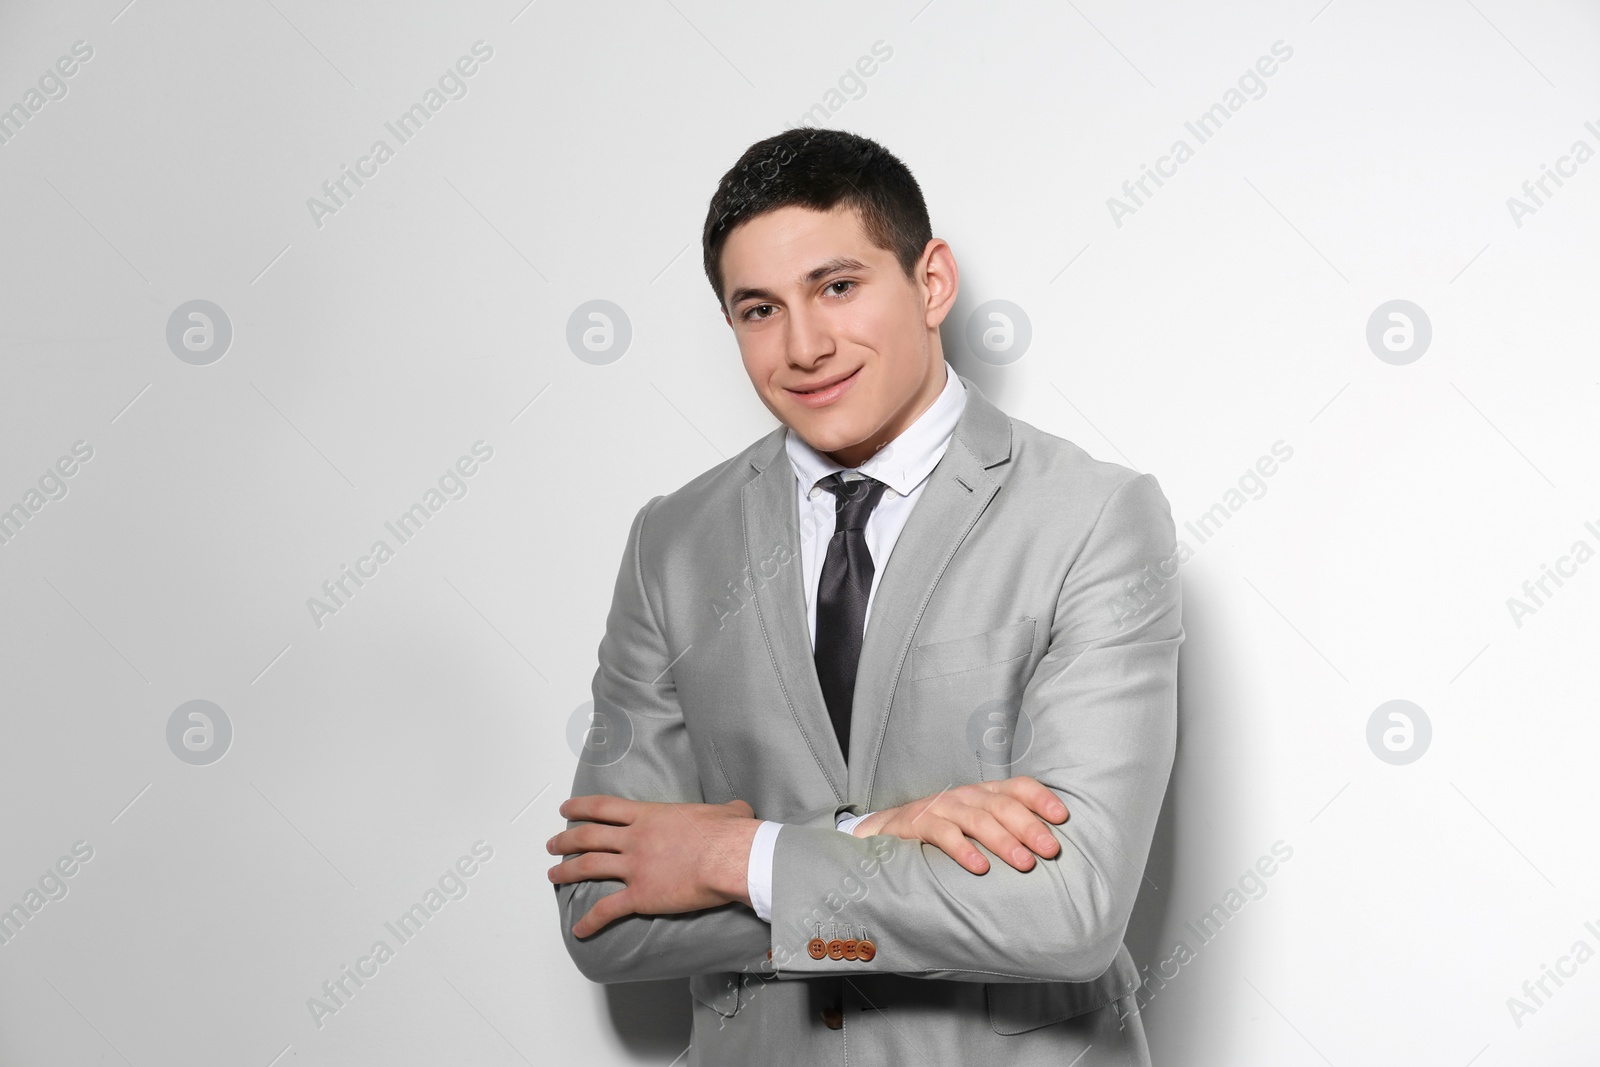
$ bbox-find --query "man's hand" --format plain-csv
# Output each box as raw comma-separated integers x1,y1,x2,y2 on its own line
547,795,760,938
849,776,1067,874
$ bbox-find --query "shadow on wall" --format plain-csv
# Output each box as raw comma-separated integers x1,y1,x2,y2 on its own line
1123,577,1250,1061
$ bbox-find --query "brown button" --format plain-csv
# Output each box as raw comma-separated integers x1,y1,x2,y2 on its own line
842,938,858,960
826,939,846,960
856,938,876,961
807,938,827,960
821,1004,843,1029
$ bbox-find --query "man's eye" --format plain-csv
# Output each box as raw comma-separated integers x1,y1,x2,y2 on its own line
743,304,774,321
827,280,855,297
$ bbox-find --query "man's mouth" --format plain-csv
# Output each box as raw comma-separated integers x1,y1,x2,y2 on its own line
788,368,859,394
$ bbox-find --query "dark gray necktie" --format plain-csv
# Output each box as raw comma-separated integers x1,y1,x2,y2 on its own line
813,472,889,763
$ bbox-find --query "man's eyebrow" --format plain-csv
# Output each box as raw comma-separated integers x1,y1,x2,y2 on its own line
727,256,872,308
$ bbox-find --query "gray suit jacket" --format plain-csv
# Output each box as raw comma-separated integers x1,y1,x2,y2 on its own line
556,372,1182,1066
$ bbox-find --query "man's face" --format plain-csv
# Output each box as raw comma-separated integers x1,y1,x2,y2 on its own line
719,203,954,468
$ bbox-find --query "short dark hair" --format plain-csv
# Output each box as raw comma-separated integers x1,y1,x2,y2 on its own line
701,128,932,311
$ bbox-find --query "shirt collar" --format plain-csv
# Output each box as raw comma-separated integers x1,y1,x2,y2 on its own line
784,362,966,498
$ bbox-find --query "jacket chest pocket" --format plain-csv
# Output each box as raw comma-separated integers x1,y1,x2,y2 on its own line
901,618,1039,782
906,617,1036,681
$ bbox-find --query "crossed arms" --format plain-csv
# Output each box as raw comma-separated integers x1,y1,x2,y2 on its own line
551,473,1181,986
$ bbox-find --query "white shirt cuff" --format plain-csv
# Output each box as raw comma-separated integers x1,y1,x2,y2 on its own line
748,813,876,922
746,820,783,922
835,810,873,835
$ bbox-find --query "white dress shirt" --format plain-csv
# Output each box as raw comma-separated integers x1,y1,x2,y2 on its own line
746,362,967,921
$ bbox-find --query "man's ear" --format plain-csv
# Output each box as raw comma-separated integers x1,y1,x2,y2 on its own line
921,238,959,329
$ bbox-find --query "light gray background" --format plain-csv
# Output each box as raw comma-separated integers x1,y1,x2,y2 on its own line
2,1,1596,1064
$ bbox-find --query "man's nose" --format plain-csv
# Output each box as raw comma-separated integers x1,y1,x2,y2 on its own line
785,305,834,367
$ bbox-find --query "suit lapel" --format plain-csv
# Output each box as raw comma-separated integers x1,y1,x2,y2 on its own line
849,377,1013,803
743,430,848,798
741,373,1014,806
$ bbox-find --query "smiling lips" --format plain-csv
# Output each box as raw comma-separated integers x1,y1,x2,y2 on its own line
787,367,861,408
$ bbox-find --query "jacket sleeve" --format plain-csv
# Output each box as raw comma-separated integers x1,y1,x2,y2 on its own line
767,472,1183,984
553,495,851,983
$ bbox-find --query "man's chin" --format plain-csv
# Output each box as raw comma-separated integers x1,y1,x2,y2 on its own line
793,428,870,460
784,416,860,454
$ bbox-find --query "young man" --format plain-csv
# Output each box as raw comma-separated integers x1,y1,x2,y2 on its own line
549,129,1182,1065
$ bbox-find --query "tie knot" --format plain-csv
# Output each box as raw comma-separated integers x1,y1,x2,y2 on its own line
819,473,888,532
